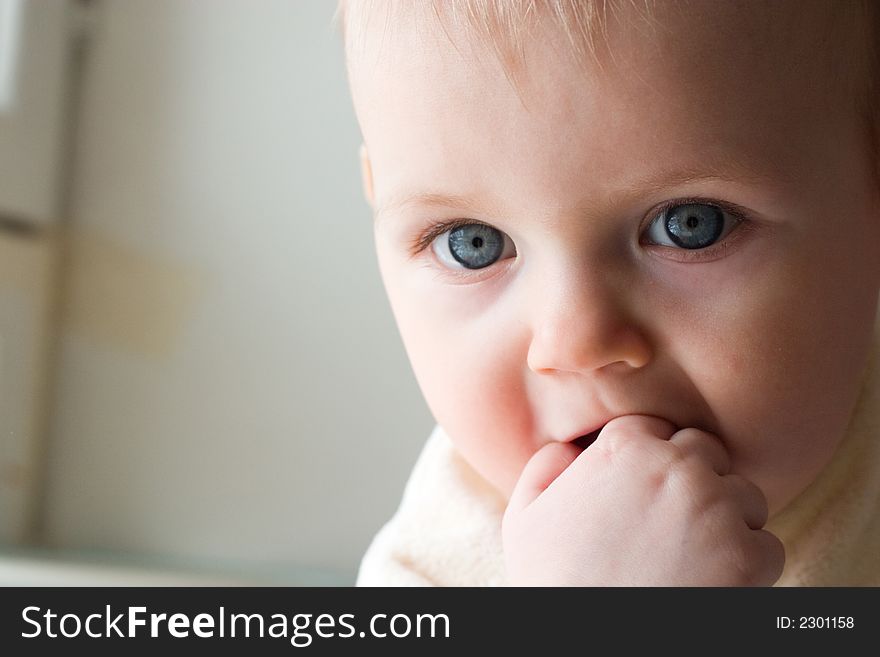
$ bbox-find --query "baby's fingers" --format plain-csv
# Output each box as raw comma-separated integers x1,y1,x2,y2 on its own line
505,442,582,517
723,473,769,530
746,529,786,586
668,427,730,475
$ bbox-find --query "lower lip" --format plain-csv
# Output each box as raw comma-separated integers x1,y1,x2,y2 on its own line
572,428,603,450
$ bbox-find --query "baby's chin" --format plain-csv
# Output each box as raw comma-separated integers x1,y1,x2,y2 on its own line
764,468,832,520
472,450,534,502
748,430,851,520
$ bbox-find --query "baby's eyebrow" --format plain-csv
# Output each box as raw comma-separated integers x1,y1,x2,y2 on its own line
375,164,787,223
375,192,492,224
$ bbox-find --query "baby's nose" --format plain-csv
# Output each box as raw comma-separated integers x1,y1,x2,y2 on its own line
525,268,653,375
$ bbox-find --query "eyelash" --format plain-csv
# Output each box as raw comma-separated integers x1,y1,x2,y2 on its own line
408,218,504,282
408,197,754,269
409,217,491,258
638,197,755,263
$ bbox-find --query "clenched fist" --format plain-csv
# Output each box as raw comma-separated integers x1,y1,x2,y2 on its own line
502,415,785,586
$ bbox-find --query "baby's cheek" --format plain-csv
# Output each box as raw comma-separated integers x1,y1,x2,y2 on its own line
400,311,538,495
676,271,869,514
442,359,537,495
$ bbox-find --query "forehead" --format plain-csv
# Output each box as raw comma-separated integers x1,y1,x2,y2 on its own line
348,1,866,213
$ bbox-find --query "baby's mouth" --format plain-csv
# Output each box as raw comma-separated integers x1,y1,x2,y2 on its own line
572,427,604,450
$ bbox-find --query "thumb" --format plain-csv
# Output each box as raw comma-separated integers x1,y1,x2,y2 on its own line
506,442,583,517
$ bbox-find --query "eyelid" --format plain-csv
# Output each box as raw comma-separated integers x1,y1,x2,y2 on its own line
408,218,492,259
638,197,748,234
638,197,751,262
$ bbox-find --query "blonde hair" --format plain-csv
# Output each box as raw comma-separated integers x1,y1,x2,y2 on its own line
335,0,653,87
336,0,879,184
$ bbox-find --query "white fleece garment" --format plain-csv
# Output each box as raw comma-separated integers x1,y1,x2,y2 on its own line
357,316,880,587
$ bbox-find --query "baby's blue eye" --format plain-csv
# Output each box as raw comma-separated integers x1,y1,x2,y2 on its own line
433,223,514,270
644,202,736,250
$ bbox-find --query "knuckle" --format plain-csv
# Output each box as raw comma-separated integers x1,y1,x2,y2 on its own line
590,425,635,463
723,530,784,586
672,427,727,463
596,416,670,460
724,540,762,586
729,474,770,518
673,426,715,442
759,530,787,581
670,426,703,441
661,452,719,511
605,414,676,439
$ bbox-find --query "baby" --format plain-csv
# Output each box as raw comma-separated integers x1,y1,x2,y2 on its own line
339,0,880,585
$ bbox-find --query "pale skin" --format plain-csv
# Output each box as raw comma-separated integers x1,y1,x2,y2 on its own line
346,1,880,585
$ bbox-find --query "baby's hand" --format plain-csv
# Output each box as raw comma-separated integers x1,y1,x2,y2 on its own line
502,415,785,586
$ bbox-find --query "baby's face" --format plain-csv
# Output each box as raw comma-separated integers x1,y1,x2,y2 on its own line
348,1,880,514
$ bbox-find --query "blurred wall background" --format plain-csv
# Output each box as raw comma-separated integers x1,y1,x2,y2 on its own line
0,0,434,584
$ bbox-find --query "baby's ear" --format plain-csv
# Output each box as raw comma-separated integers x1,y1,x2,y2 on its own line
359,143,375,208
